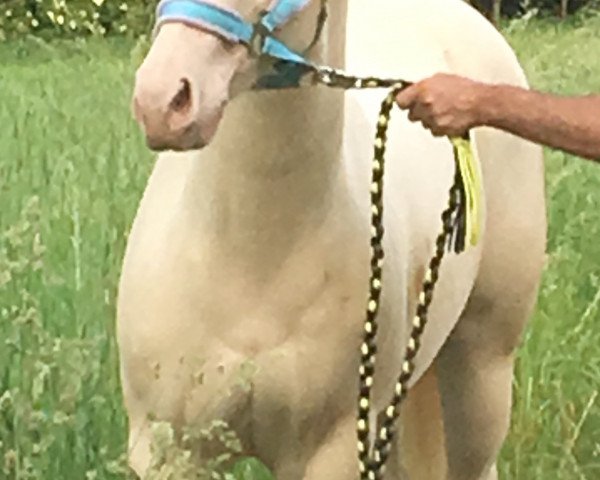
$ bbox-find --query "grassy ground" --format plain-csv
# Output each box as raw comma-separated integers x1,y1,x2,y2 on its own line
0,13,599,480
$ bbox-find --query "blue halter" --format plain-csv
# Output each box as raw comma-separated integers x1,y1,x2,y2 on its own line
154,0,321,89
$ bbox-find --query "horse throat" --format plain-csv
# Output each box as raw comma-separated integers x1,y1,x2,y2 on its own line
181,2,349,268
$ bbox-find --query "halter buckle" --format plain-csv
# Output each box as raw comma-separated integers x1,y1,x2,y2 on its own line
249,10,272,58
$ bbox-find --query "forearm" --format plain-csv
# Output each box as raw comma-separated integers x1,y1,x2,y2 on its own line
474,84,600,161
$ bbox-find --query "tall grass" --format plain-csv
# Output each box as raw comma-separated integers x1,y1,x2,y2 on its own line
500,13,600,479
0,14,599,479
0,37,150,479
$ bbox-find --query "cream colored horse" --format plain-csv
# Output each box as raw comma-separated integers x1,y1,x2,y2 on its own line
117,0,547,478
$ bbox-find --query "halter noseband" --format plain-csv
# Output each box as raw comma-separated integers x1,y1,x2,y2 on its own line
154,0,327,90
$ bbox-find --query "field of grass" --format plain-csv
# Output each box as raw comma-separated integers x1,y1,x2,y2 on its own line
1,12,600,480
497,14,600,479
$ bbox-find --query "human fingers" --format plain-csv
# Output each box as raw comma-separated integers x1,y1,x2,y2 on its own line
395,84,420,109
407,101,431,124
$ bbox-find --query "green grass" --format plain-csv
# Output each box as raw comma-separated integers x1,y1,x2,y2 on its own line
498,14,600,480
0,36,151,479
0,14,600,479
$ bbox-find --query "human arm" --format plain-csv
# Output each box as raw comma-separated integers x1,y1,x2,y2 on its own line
395,73,600,161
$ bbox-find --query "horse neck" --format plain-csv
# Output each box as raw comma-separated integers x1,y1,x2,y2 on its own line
182,3,349,265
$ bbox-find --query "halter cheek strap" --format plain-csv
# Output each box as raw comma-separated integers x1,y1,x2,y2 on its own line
154,0,320,89
263,0,312,31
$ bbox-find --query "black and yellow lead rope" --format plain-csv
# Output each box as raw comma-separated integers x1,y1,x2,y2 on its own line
315,71,483,479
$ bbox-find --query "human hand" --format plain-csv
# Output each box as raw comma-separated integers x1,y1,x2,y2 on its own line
395,73,487,137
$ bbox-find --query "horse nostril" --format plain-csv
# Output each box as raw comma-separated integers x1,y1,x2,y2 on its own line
169,78,192,113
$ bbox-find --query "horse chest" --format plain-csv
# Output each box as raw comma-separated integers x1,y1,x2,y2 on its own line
117,225,371,432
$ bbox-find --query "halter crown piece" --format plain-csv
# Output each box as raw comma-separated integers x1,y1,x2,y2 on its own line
152,1,483,479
